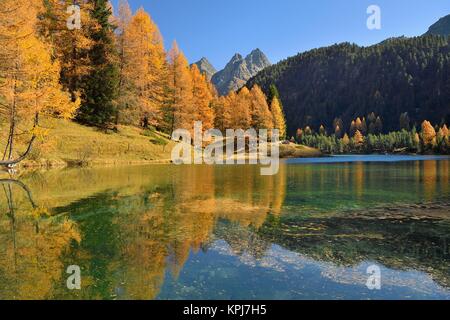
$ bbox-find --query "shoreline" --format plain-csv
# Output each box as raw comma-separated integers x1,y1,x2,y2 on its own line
2,152,449,175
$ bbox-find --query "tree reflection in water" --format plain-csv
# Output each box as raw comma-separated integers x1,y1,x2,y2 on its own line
0,160,449,299
0,178,80,299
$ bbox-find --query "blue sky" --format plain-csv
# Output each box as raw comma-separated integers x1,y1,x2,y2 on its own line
112,0,450,69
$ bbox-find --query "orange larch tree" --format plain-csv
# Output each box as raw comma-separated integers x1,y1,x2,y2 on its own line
190,64,214,131
421,120,436,148
166,41,194,133
119,7,168,127
0,0,79,166
39,0,96,102
270,96,287,139
230,87,251,129
249,85,273,130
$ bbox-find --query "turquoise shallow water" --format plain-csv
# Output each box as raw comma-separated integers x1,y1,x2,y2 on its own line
0,155,449,299
285,154,450,164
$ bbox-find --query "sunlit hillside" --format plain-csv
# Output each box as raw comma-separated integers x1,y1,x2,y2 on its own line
0,117,176,168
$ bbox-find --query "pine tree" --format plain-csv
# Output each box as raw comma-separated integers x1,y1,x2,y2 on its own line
268,84,281,104
77,0,120,129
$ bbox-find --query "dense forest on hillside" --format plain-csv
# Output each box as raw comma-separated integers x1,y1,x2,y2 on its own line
247,36,450,136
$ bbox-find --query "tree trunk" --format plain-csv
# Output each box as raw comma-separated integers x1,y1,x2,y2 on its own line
0,113,39,167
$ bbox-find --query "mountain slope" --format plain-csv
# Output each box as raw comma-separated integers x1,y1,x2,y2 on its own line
247,36,450,135
425,14,450,37
192,57,217,80
212,49,271,95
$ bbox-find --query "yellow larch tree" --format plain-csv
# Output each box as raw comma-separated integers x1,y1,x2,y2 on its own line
350,120,356,136
342,133,351,149
353,130,364,146
270,96,287,139
355,117,363,132
421,120,436,147
167,41,194,132
116,0,133,95
0,0,79,165
213,96,231,132
119,7,168,127
230,87,251,129
190,64,214,131
440,124,449,137
38,0,96,102
249,85,273,130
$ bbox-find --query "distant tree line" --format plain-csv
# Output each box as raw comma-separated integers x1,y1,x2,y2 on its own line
296,114,450,154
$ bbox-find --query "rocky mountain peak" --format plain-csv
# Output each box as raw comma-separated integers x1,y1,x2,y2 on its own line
211,49,271,96
192,57,217,80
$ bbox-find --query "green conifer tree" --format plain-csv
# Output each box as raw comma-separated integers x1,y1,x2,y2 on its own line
77,0,120,129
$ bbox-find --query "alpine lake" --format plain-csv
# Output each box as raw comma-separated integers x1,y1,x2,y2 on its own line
1,155,449,300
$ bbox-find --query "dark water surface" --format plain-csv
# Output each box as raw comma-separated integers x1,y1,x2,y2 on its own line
0,155,449,300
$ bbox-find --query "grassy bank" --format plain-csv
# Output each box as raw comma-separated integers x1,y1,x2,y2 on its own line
0,118,321,169
279,142,322,158
0,118,176,168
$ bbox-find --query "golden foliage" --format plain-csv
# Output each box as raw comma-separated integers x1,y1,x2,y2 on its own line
421,120,436,146
190,64,215,130
118,7,167,126
271,97,287,139
342,133,350,145
0,0,79,120
249,85,273,130
353,130,364,145
167,41,195,131
39,0,96,100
